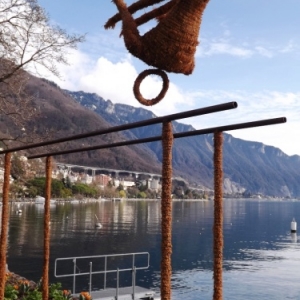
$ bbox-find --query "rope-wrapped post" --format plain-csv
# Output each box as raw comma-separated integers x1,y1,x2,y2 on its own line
0,153,12,299
160,121,173,300
42,156,52,300
213,131,224,300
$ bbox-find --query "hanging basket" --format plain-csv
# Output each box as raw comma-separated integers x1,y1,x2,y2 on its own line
133,69,169,106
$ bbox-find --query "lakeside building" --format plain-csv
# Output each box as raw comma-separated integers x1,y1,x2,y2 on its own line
52,165,163,191
113,178,135,190
93,174,111,187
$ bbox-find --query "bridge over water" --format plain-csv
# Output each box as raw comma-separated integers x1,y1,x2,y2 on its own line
55,162,187,183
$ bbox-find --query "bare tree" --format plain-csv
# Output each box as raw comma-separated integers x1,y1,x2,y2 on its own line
0,0,84,145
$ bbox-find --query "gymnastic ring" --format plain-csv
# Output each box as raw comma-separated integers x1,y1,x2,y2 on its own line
133,69,169,106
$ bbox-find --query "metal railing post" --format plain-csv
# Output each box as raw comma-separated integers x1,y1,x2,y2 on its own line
116,268,119,300
72,259,76,294
104,256,107,289
132,254,135,287
54,252,150,297
89,262,92,294
132,267,136,300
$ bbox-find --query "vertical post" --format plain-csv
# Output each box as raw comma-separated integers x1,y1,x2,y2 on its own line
0,152,12,299
213,131,223,300
42,156,52,300
89,262,92,295
116,268,119,300
73,259,76,294
160,121,173,300
104,256,107,289
132,266,136,300
132,254,135,288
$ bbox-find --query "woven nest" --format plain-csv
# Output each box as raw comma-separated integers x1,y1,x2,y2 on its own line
106,0,210,75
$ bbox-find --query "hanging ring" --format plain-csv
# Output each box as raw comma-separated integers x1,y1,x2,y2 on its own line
133,69,169,106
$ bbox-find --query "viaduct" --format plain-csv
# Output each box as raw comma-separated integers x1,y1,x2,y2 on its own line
55,162,187,183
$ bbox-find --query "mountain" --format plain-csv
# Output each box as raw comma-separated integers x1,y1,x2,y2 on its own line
66,90,300,198
2,74,300,197
0,76,162,175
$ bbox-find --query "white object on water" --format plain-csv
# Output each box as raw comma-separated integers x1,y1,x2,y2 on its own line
291,232,297,243
35,196,56,204
95,214,102,228
291,218,297,233
95,222,102,228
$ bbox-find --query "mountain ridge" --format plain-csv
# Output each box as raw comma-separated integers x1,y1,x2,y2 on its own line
66,89,300,197
2,74,299,197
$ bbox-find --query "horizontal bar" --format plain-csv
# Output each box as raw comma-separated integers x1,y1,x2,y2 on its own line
0,102,237,154
55,267,148,279
28,117,286,159
175,117,287,138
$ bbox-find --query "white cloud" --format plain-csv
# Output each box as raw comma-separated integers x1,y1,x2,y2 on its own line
196,29,300,59
254,46,273,58
184,89,300,155
41,47,300,156
77,56,137,102
280,40,298,53
197,38,253,58
48,50,190,117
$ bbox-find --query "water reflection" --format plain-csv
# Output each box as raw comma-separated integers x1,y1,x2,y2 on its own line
6,199,300,299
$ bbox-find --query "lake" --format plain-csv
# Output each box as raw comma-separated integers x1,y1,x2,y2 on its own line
5,198,300,299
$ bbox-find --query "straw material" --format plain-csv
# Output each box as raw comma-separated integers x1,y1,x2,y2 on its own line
0,153,11,300
42,156,52,300
106,0,210,75
213,131,223,300
105,0,176,29
105,0,165,29
161,121,173,300
133,69,169,106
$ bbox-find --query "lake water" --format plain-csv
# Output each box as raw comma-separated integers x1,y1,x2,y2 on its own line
5,198,300,300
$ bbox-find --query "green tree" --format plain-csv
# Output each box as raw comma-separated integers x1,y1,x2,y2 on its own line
65,176,72,189
72,183,99,198
27,186,38,198
116,183,124,191
119,190,126,198
51,179,65,198
9,182,24,199
137,191,147,199
139,183,148,192
127,186,139,198
25,177,71,198
26,177,46,196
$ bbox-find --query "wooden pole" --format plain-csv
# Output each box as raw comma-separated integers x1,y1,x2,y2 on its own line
0,153,12,299
160,121,173,300
213,131,223,300
42,156,52,300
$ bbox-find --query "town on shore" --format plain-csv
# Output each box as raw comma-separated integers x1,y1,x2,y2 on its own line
1,155,296,202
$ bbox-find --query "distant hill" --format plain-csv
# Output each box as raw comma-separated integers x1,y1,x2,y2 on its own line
0,75,162,175
67,90,300,198
2,73,300,197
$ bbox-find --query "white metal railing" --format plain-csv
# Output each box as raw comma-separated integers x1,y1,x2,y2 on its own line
54,252,150,297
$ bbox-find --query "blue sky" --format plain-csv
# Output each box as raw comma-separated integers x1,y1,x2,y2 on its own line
37,0,300,156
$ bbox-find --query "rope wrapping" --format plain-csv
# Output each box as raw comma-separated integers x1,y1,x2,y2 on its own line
160,121,173,300
213,131,223,300
133,69,169,106
0,153,12,299
42,156,52,300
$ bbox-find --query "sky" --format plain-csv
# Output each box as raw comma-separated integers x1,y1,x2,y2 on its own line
36,0,300,156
